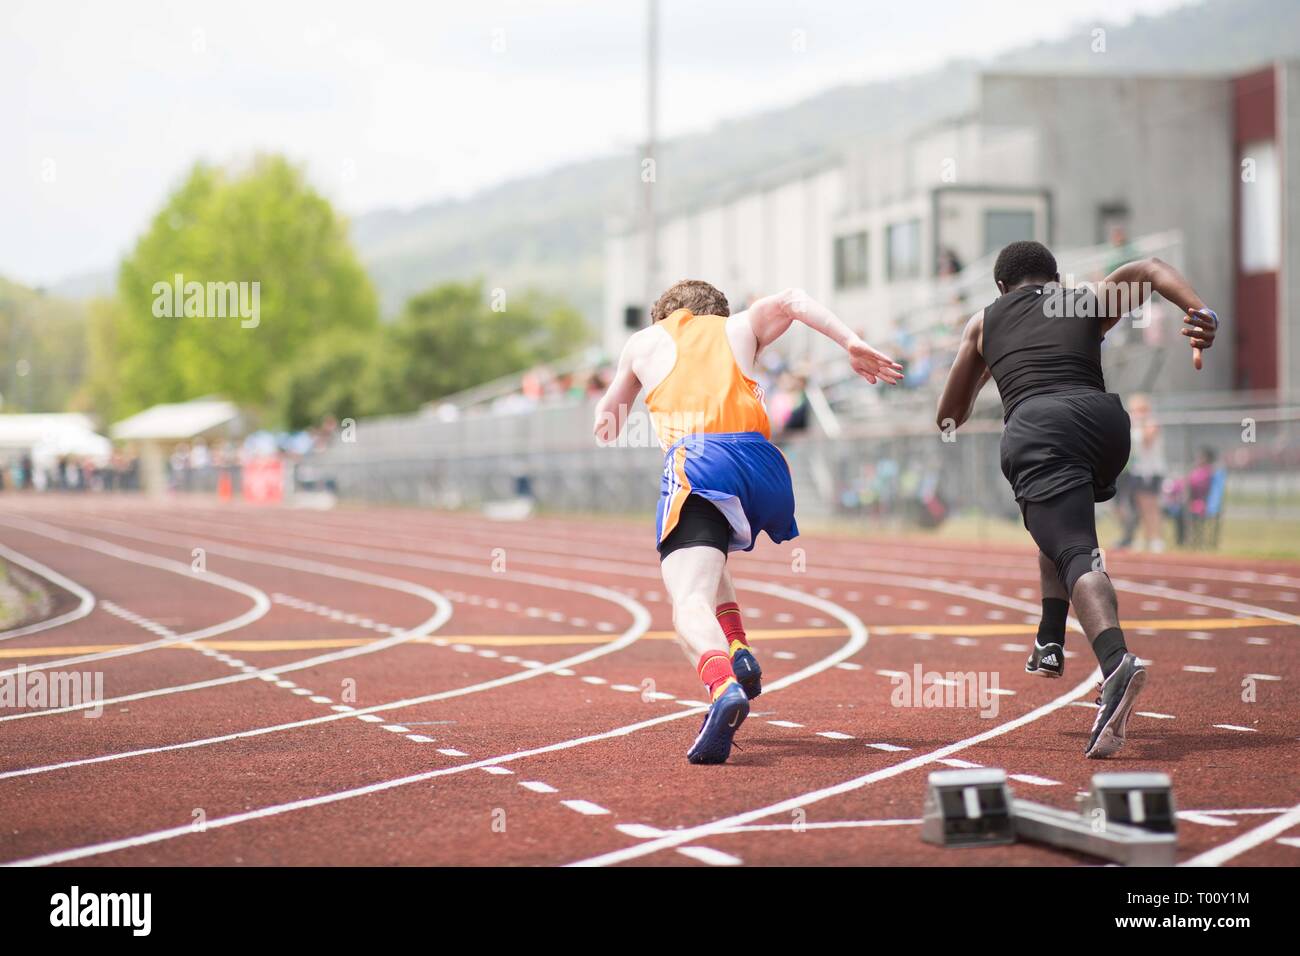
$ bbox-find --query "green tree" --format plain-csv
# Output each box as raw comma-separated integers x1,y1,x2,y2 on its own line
108,155,378,423
0,277,88,413
269,330,382,431
376,281,590,413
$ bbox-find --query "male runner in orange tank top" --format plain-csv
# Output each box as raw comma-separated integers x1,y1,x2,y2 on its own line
594,279,901,763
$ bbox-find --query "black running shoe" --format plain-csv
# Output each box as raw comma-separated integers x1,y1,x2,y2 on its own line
1085,653,1147,759
1025,641,1064,679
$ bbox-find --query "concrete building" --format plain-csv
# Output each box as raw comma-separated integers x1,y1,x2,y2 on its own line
605,63,1299,399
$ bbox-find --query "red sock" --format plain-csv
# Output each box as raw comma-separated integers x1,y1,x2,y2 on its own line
716,602,748,657
697,650,736,701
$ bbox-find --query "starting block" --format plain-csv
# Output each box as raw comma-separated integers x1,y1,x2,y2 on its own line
921,769,1177,866
921,769,1014,847
1078,772,1177,834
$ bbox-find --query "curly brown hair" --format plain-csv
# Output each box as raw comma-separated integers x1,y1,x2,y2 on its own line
651,279,730,323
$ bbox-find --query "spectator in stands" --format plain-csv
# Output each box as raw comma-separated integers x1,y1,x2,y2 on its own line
1122,393,1168,553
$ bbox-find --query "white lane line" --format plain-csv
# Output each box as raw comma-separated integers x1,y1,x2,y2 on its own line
0,518,446,723
519,781,558,794
1213,724,1257,733
561,800,610,816
1184,801,1300,866
437,748,468,757
1009,774,1061,787
867,743,911,752
1276,837,1300,848
676,846,742,866
719,818,922,833
0,515,270,678
482,766,513,776
564,667,1099,868
1,574,867,866
1136,711,1176,720
767,720,803,729
1245,673,1282,681
0,543,652,778
406,735,434,743
1183,665,1217,674
0,541,97,642
817,731,854,740
937,758,982,769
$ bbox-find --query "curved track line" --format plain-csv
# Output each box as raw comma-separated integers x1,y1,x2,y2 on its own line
0,515,269,677
0,541,96,641
0,519,450,722
2,578,862,866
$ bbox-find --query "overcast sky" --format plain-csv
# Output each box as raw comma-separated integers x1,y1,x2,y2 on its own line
3,0,1194,286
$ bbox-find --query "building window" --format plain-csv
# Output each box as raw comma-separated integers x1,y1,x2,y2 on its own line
834,231,869,289
886,219,921,281
984,210,1035,257
1240,140,1280,273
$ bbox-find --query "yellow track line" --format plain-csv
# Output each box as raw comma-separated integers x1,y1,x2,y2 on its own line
0,617,1283,659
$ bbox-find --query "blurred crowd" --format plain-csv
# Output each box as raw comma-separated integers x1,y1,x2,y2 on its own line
0,451,141,493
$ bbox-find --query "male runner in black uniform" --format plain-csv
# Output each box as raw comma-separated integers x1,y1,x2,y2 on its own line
936,241,1218,757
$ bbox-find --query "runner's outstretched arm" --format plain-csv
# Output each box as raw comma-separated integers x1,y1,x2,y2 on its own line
742,288,903,385
935,311,989,430
1093,257,1219,370
593,335,643,444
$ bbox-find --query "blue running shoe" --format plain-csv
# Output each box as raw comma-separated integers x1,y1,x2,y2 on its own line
686,682,750,765
731,646,763,699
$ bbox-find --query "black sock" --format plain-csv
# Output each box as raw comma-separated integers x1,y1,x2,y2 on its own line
1036,598,1068,648
1092,627,1128,678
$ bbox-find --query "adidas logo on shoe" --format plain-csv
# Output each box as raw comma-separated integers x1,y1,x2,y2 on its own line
1041,653,1059,666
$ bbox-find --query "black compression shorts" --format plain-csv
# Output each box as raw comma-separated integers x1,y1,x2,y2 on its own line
658,494,731,560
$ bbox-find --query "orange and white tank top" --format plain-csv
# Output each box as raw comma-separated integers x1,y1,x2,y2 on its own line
643,309,771,450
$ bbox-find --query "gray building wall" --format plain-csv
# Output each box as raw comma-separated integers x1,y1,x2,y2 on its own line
980,73,1237,393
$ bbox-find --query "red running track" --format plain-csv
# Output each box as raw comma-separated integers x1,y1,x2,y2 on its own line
0,497,1296,867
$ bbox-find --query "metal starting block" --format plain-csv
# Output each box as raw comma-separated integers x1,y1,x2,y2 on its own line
921,769,1178,866
921,769,1014,847
1078,772,1177,834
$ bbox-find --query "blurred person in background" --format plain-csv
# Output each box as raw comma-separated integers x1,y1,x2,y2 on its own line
594,280,900,765
936,240,1218,758
1125,393,1167,553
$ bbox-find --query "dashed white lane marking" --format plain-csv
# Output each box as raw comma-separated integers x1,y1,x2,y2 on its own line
1009,774,1061,787
381,724,410,733
356,714,384,723
482,766,514,775
719,818,922,833
772,651,797,661
1179,812,1239,828
937,758,982,769
1136,711,1176,720
581,676,607,685
835,662,862,671
1246,637,1271,645
1246,673,1282,681
407,735,434,743
676,846,743,866
817,731,854,740
768,720,804,728
519,781,558,794
1276,837,1300,848
561,800,611,816
1001,643,1029,652
1183,665,1217,673
437,748,468,757
951,636,979,647
616,823,667,839
1187,631,1213,641
1213,724,1257,733
875,669,908,679
609,684,640,693
867,743,910,752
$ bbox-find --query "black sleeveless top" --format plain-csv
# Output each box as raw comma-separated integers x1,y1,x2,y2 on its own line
980,284,1107,420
